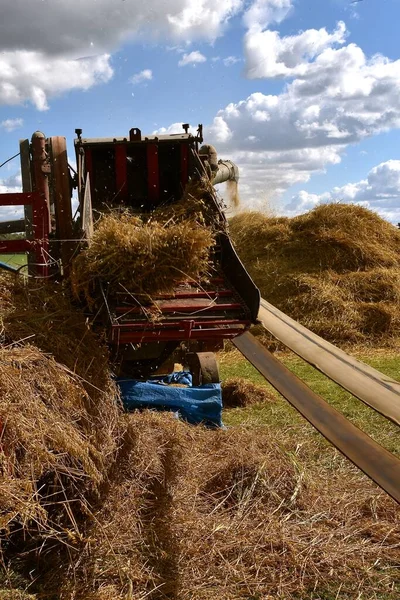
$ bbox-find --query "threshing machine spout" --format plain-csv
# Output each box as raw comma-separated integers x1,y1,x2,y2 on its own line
211,160,239,185
199,144,239,185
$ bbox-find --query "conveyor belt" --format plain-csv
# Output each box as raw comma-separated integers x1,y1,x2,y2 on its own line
233,332,400,504
258,298,400,426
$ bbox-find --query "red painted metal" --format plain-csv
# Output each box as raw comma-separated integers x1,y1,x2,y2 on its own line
0,190,50,276
115,302,242,315
147,143,159,202
0,192,37,206
113,320,251,330
116,290,233,300
115,144,128,202
111,327,248,344
180,143,189,189
0,239,30,253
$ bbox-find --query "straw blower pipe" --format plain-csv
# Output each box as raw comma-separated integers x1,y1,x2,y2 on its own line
199,144,239,185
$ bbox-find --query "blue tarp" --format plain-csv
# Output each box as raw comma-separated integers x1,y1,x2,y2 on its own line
117,372,223,428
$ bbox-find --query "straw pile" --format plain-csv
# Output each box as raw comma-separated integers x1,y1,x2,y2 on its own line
53,412,400,599
230,204,400,345
0,345,116,529
2,334,399,597
154,178,222,227
222,377,275,407
70,180,217,305
0,272,115,401
0,273,121,596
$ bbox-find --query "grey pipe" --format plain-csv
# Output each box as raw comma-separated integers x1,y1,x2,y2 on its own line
212,160,239,185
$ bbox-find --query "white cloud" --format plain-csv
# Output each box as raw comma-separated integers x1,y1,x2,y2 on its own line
0,0,243,57
287,160,400,223
0,0,244,109
0,52,113,110
223,56,241,67
130,69,153,84
197,33,400,209
1,118,23,132
243,0,293,30
244,21,347,79
153,122,202,137
178,51,207,67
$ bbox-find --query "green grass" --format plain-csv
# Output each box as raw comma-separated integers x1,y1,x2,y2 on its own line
0,253,27,270
219,348,400,456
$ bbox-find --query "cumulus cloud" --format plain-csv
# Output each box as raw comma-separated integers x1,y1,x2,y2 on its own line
0,0,243,57
0,52,113,110
178,51,207,66
199,34,400,208
1,118,23,132
130,69,153,84
243,0,293,30
244,21,347,79
287,160,400,222
0,0,244,109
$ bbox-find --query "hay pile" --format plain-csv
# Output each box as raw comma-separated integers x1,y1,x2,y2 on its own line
154,178,221,227
0,345,117,530
53,412,400,599
70,180,217,305
0,272,115,401
230,204,400,345
0,273,121,596
222,377,275,407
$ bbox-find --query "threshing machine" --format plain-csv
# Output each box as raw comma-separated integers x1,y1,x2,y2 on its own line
0,125,260,381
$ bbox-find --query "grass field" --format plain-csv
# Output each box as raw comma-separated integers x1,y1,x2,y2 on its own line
219,348,400,457
0,253,27,269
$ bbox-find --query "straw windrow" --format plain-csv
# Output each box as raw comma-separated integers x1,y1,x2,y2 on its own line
230,204,400,345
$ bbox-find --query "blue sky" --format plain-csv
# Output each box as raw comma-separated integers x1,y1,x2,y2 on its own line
1,0,400,221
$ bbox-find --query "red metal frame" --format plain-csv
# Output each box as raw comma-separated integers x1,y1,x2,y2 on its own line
115,302,243,315
140,290,233,300
115,145,128,202
111,321,251,344
147,143,159,202
0,191,50,277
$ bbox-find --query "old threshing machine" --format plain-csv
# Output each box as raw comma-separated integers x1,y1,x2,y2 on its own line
0,125,260,381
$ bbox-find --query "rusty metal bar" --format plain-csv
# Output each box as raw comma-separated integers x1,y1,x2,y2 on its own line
31,190,50,277
258,299,400,426
233,332,400,504
31,132,50,227
48,136,74,274
20,138,35,271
